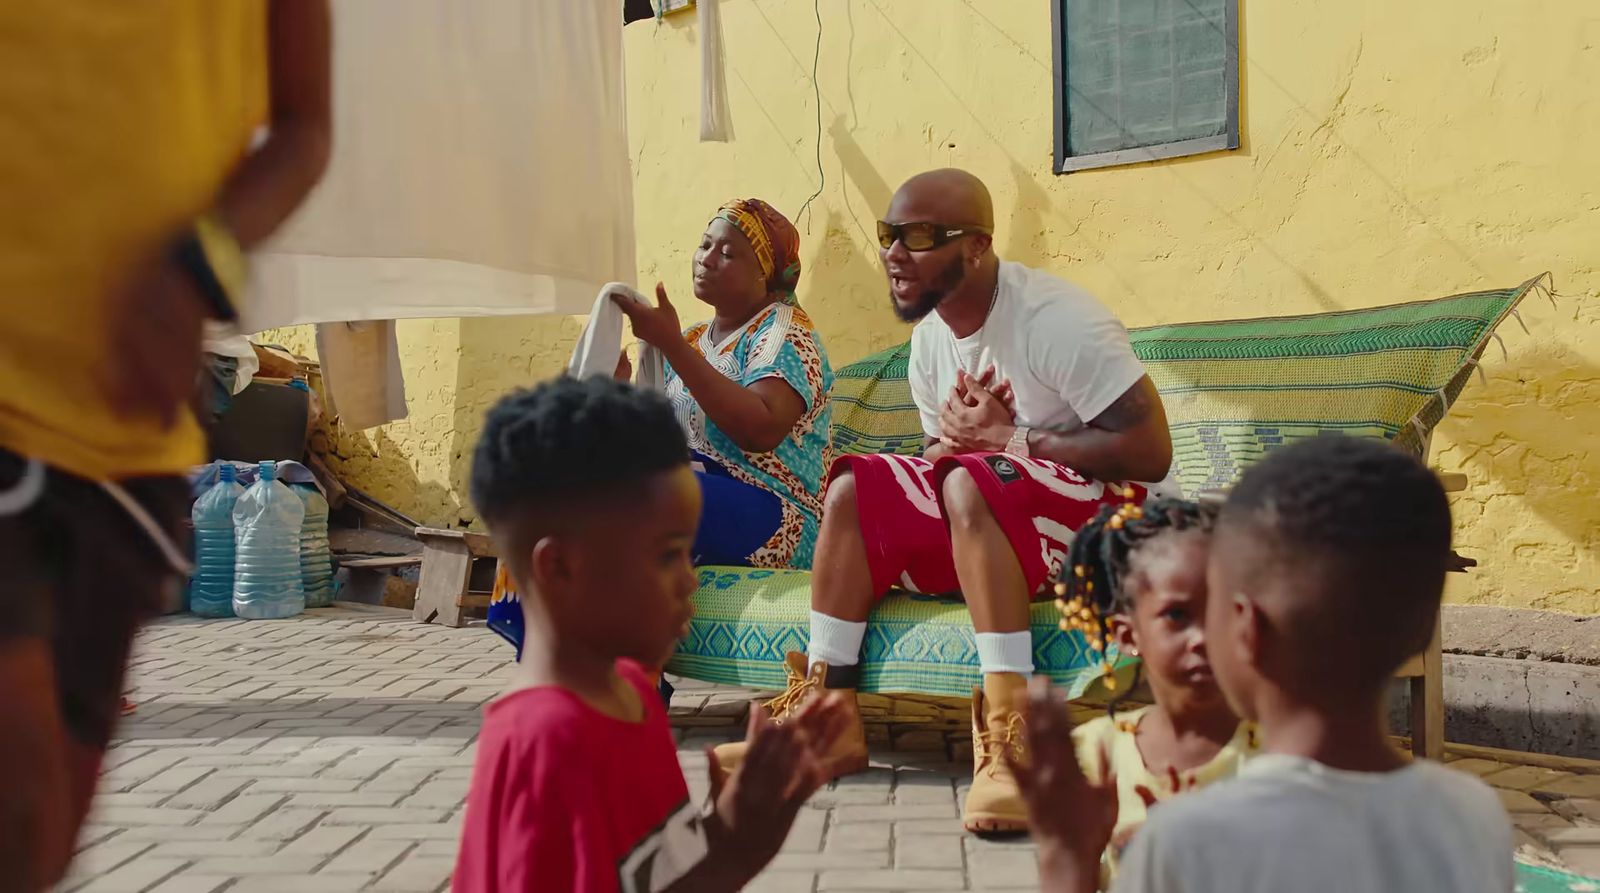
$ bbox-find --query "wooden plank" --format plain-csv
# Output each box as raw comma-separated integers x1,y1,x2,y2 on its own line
339,555,422,569
1408,618,1445,759
457,594,492,609
415,527,497,558
413,539,472,627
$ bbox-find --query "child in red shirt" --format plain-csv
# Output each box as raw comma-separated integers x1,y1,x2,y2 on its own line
454,377,846,893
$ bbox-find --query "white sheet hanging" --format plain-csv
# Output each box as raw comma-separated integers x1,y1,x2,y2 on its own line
243,0,635,333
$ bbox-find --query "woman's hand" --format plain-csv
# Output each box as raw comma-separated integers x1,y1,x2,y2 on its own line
612,282,685,350
614,349,633,383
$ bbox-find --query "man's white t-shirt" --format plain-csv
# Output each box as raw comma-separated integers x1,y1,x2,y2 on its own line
909,260,1147,439
1114,755,1514,893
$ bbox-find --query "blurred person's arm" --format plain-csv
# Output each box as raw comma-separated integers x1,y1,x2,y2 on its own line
220,0,332,248
110,0,331,425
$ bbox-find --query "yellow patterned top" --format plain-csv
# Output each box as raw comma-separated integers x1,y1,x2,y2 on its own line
1074,705,1259,886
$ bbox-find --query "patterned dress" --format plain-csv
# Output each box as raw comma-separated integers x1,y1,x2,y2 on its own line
666,297,833,569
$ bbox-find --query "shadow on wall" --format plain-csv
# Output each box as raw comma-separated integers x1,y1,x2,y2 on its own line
447,314,588,529
316,426,464,529
1434,337,1600,610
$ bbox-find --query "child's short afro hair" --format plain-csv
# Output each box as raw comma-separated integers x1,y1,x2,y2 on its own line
470,376,690,526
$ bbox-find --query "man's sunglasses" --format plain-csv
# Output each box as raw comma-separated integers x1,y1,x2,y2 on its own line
876,220,992,251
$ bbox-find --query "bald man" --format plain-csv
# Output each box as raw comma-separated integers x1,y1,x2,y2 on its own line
712,170,1175,833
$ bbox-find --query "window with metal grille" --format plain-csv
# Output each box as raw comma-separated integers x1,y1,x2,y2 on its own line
1051,0,1240,173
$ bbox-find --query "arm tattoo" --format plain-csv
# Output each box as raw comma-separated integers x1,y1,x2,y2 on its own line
1089,378,1157,432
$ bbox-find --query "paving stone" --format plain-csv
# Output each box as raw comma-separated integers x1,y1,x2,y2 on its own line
201,794,286,827
69,839,155,877
71,852,186,893
275,823,369,858
782,807,828,853
164,775,253,809
242,777,363,793
367,822,464,841
147,874,234,893
322,837,414,874
818,868,966,890
185,855,326,875
1514,813,1576,832
378,852,456,891
230,876,378,893
1560,799,1600,822
1484,765,1572,792
771,851,891,871
745,870,820,892
835,804,959,823
1445,757,1514,777
1500,789,1552,814
324,807,449,825
146,838,282,858
245,806,326,841
1557,845,1600,876
1536,775,1600,799
1546,826,1600,845
826,821,891,853
964,839,1038,887
894,819,971,838
895,833,966,870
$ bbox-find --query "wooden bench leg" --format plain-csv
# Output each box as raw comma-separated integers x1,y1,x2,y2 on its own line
1409,615,1445,759
414,539,471,628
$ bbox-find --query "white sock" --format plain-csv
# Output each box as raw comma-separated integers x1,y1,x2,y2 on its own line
808,611,867,668
976,631,1035,677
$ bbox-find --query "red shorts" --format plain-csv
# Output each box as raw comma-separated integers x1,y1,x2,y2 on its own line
831,452,1147,598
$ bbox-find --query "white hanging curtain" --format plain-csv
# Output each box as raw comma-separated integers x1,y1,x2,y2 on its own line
243,0,635,332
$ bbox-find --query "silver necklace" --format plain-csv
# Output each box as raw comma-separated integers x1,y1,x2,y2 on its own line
949,275,1001,376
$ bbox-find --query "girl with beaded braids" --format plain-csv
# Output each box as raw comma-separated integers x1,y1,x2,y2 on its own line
1052,498,1258,884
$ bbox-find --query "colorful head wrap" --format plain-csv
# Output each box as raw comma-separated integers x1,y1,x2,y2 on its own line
713,198,802,297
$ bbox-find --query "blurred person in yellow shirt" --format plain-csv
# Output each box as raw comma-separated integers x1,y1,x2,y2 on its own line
0,2,331,886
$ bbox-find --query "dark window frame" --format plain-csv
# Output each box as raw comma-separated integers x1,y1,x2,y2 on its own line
1051,0,1242,174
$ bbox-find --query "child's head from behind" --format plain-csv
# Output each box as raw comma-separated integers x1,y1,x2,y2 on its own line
1208,436,1451,722
471,377,701,668
1063,498,1222,713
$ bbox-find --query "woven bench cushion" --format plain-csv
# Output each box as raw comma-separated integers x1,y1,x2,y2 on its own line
672,278,1539,695
666,566,1129,698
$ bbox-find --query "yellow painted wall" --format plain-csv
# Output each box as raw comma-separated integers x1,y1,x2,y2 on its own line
285,0,1600,614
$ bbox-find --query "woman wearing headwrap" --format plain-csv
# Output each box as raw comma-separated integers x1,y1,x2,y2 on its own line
614,198,834,570
484,201,833,660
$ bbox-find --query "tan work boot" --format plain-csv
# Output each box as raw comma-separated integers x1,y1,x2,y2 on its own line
711,651,869,779
964,672,1030,833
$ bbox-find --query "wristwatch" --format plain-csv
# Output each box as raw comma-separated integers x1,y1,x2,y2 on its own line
1005,426,1032,457
172,211,247,322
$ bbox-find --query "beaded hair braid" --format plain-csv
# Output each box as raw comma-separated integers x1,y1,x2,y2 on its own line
1054,497,1218,701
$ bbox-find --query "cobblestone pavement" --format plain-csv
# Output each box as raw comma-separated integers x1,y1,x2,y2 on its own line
61,606,1600,892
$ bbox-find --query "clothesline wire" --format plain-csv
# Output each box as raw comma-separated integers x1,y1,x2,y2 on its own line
794,0,825,234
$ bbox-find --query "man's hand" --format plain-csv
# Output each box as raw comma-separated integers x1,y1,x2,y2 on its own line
612,282,685,351
705,694,848,885
1005,677,1118,893
940,370,1016,453
104,250,207,428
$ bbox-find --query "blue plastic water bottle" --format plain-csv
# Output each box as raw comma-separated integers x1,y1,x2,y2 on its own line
292,482,336,608
188,464,244,617
232,461,307,620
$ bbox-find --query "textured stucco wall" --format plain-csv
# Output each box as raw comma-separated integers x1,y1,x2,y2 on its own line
281,0,1600,614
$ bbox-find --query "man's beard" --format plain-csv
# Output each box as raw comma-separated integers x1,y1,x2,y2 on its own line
890,253,969,323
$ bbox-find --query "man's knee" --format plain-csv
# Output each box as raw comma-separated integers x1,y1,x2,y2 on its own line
942,467,995,534
823,470,858,521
